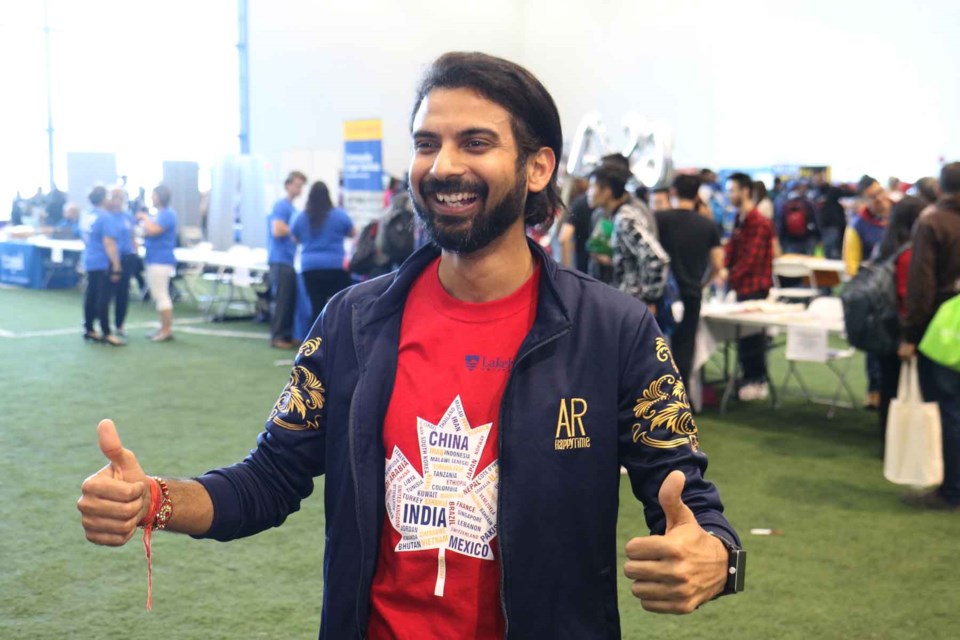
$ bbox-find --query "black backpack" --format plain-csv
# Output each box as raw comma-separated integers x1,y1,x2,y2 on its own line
348,220,388,276
378,193,415,265
840,246,908,355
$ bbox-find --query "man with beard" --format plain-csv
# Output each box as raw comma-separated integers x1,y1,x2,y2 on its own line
77,52,744,639
725,173,775,401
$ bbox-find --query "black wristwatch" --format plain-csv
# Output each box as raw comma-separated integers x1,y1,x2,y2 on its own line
709,532,746,596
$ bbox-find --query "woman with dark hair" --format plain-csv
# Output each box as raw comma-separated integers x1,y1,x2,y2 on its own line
137,184,178,342
291,181,355,318
754,180,773,220
875,196,925,447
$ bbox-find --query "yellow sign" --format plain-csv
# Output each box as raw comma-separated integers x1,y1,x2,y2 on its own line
343,119,383,142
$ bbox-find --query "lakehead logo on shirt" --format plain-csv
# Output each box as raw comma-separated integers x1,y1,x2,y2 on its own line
464,354,514,373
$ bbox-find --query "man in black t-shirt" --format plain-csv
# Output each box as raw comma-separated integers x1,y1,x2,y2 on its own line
655,174,726,387
567,190,594,273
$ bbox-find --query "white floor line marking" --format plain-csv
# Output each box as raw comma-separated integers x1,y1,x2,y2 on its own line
177,326,269,340
0,316,218,339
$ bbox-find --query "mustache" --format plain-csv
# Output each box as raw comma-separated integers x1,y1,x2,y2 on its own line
419,176,489,199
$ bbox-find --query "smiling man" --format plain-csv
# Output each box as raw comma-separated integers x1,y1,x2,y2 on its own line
77,52,743,639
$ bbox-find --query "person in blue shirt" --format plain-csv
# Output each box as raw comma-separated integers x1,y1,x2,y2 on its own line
267,170,307,349
137,184,178,342
80,186,125,346
50,203,82,239
105,187,138,337
290,181,355,318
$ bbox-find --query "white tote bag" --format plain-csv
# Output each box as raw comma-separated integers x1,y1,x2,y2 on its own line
883,358,944,487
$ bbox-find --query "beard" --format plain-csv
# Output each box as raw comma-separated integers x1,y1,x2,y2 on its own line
410,166,527,255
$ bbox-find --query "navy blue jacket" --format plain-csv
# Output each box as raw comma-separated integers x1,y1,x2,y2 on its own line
196,239,739,639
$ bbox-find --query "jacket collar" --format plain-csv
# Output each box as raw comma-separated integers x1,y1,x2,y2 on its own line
359,237,571,335
936,194,960,214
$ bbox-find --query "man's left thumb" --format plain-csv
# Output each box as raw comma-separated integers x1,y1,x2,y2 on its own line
659,470,696,532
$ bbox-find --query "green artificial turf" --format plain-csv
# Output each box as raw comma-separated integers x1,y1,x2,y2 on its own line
1,284,957,639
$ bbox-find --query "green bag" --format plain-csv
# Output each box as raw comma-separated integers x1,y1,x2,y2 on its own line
919,294,960,372
586,218,614,257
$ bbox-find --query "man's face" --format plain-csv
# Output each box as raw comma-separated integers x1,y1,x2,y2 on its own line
651,191,671,211
862,181,891,218
409,88,530,254
286,178,305,200
586,177,611,211
107,190,125,213
725,180,744,208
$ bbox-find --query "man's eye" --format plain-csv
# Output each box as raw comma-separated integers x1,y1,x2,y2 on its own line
465,140,489,150
415,141,438,151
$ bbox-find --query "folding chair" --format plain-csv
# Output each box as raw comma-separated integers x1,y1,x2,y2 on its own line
204,246,261,321
771,261,820,302
778,296,858,418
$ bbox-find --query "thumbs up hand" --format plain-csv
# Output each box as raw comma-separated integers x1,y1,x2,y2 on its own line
623,471,729,614
77,420,150,546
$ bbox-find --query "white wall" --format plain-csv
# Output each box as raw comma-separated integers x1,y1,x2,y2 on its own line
520,0,960,181
247,0,526,187
248,0,960,185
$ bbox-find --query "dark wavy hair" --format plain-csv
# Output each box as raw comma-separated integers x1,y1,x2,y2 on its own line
410,52,563,228
942,161,960,196
589,163,630,200
671,174,702,201
875,196,924,261
304,181,334,229
88,185,107,206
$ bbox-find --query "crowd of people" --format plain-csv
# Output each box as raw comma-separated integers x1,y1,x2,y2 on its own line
553,160,960,510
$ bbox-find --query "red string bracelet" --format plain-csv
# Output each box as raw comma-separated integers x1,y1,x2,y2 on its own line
137,477,171,611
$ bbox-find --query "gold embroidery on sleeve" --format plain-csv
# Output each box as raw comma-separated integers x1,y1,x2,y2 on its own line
655,336,680,374
298,337,323,357
269,365,325,431
632,340,699,451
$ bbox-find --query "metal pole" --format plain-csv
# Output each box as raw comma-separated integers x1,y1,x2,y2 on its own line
43,0,55,190
237,0,250,154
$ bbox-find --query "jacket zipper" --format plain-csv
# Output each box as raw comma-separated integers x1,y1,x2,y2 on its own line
349,306,368,639
496,325,571,638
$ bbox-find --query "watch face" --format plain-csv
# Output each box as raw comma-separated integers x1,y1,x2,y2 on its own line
729,549,746,593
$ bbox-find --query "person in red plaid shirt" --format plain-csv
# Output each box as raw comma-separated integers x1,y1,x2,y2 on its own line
724,172,775,401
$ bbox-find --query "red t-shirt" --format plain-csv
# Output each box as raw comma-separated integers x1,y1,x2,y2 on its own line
367,257,540,640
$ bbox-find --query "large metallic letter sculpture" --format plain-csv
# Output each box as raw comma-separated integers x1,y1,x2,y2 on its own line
566,112,673,188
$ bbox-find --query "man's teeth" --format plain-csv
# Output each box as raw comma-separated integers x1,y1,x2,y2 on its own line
435,193,478,205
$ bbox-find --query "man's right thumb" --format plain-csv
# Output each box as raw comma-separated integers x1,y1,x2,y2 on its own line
98,419,133,474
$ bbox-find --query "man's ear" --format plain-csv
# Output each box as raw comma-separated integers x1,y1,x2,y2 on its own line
526,147,556,194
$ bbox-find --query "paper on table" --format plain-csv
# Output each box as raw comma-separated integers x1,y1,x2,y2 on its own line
786,324,828,363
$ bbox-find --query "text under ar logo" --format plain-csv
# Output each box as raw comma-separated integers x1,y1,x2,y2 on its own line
555,398,591,450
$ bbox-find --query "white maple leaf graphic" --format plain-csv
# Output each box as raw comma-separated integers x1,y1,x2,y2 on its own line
384,395,499,597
